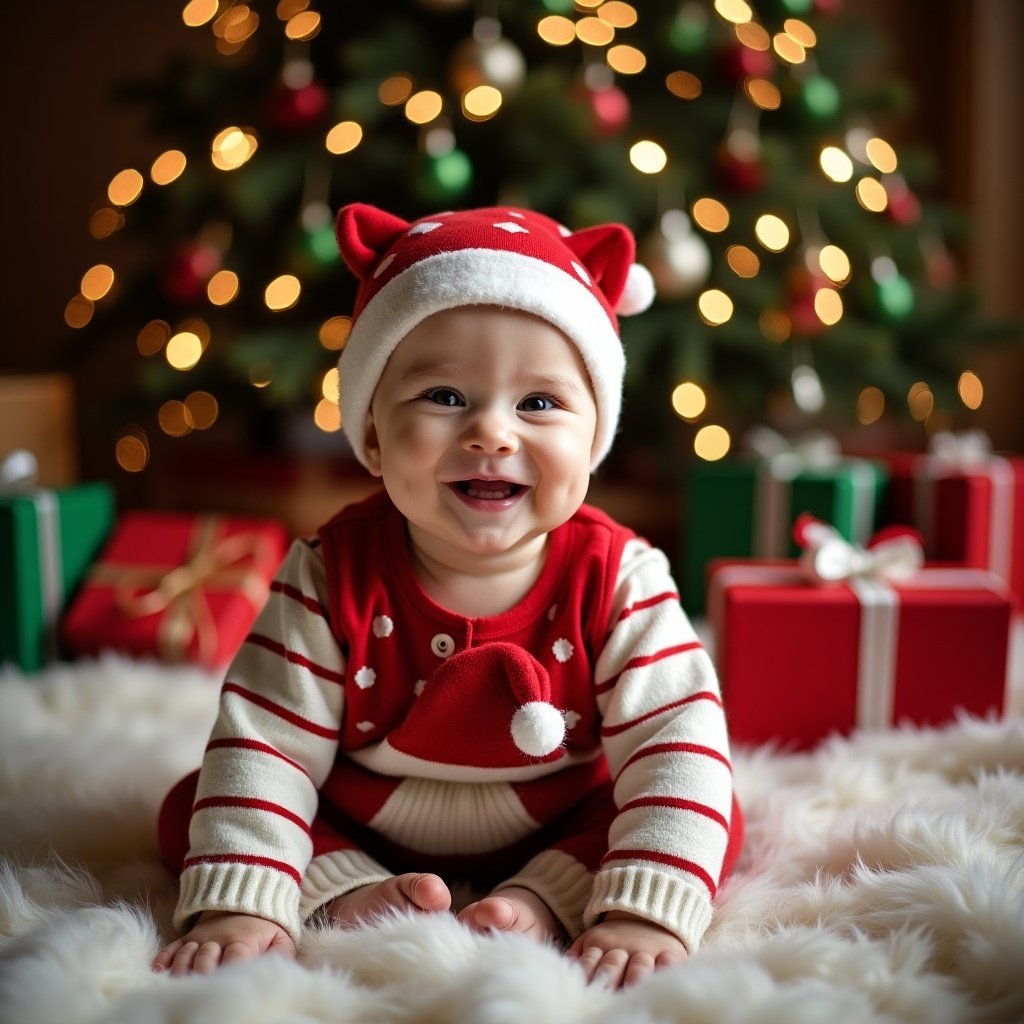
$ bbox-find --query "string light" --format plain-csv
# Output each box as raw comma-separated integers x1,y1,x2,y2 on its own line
772,32,805,64
607,45,645,74
108,169,144,206
857,386,885,425
697,289,733,325
865,136,898,173
319,316,352,351
957,371,983,409
745,78,780,110
462,85,503,120
207,269,240,306
820,145,853,182
537,15,575,46
760,308,791,342
63,295,94,329
182,0,218,28
813,286,843,325
151,150,187,185
286,10,320,40
185,391,219,429
211,127,258,170
818,244,851,284
159,400,193,437
713,0,753,26
694,424,731,461
576,17,615,46
754,214,790,251
276,0,309,20
115,428,150,473
671,381,707,420
378,75,413,105
629,139,667,174
598,2,638,29
726,245,760,278
692,197,729,232
783,18,816,47
665,70,701,100
907,381,934,421
265,274,301,311
405,90,443,124
314,398,341,431
89,208,124,239
136,320,171,357
166,331,204,370
735,22,770,49
80,264,115,301
326,120,363,154
855,177,888,212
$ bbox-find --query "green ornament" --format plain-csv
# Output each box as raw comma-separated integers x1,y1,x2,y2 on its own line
875,274,914,321
800,75,841,120
779,0,813,13
418,149,473,203
540,0,573,12
304,223,339,266
670,4,709,55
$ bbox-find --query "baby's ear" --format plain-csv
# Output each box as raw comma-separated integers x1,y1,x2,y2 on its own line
335,203,410,280
362,410,384,478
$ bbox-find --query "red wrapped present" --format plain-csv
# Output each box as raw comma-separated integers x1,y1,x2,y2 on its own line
880,430,1024,609
708,516,1013,749
61,511,290,670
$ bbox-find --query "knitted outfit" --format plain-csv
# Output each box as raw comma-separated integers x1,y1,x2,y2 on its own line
160,201,740,953
164,490,737,951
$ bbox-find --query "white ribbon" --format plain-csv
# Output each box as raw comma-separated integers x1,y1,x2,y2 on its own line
1,450,63,662
913,430,1015,583
744,428,878,558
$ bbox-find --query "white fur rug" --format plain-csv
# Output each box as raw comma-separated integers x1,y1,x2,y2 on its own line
2,654,1024,1023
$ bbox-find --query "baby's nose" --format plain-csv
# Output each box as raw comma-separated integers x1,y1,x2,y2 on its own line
462,408,519,454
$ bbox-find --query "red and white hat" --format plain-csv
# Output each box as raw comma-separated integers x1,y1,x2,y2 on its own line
335,203,655,471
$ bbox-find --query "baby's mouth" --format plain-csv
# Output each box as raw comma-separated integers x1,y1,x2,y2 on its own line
453,479,523,500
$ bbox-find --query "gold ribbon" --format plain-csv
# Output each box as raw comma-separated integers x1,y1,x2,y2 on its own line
88,516,276,664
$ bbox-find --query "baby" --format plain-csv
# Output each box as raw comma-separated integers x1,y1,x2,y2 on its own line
153,203,742,989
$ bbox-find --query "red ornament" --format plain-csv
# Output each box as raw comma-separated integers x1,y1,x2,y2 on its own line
786,268,829,337
267,79,329,133
588,84,630,137
162,243,222,305
886,182,922,225
715,143,764,193
718,43,774,85
814,0,844,14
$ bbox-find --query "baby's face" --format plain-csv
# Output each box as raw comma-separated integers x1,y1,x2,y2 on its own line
363,306,598,567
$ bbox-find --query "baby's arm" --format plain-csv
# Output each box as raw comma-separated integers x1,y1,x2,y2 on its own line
568,911,687,989
152,911,296,976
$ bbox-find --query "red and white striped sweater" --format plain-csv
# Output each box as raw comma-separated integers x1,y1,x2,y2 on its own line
176,490,735,951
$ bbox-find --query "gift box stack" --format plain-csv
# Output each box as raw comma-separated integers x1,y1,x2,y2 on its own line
685,428,1021,750
1,373,290,674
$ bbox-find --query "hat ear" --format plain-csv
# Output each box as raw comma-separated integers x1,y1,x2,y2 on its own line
335,203,411,280
564,223,636,310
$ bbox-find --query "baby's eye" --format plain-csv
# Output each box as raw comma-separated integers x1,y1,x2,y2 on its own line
423,387,463,407
518,394,556,412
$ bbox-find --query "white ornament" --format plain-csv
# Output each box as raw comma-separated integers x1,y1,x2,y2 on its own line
616,263,656,315
354,666,377,689
552,638,574,663
510,702,566,757
639,210,711,300
372,615,394,638
356,721,375,733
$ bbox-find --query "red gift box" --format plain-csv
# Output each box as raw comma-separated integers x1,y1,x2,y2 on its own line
881,432,1024,609
708,519,1013,750
61,511,290,670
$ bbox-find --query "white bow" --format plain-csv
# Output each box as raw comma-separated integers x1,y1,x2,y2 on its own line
1,449,39,492
745,427,841,479
795,516,924,585
927,429,992,471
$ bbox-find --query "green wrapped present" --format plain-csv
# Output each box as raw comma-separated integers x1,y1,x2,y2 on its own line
682,430,889,615
0,451,115,671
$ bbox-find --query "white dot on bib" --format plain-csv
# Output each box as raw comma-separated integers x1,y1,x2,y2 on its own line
356,720,375,733
494,221,529,234
552,638,574,663
414,679,426,697
372,615,394,638
563,709,582,729
354,666,376,689
408,221,443,235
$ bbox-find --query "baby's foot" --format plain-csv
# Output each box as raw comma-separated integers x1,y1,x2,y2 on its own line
325,872,451,927
457,885,566,945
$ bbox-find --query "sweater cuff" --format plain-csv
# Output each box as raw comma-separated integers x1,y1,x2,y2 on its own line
584,865,713,953
495,849,594,942
299,848,394,921
175,862,302,945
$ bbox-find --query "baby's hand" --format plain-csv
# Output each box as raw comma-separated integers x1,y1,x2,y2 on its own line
567,911,688,989
152,911,296,976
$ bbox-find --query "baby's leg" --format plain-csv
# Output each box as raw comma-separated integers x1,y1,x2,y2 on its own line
326,873,452,926
457,886,566,945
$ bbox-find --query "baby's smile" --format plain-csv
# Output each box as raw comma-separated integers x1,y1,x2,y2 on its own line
451,479,524,502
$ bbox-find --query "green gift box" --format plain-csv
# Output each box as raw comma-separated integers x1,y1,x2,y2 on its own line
0,461,115,672
682,434,888,615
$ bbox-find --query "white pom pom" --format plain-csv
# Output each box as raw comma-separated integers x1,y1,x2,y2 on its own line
510,702,566,757
615,263,656,315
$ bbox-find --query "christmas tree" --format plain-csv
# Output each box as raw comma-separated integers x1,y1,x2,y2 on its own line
62,0,1017,483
